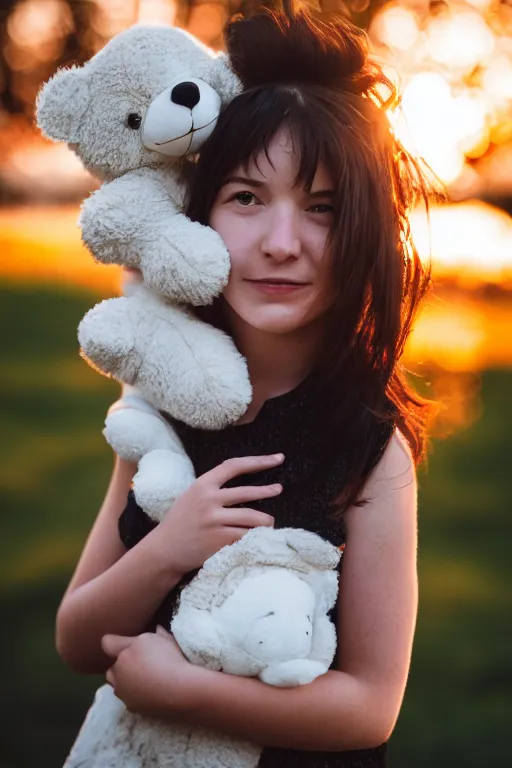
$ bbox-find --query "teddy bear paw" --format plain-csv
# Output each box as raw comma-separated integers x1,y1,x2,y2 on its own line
133,449,195,522
78,297,141,382
259,659,328,688
142,219,231,306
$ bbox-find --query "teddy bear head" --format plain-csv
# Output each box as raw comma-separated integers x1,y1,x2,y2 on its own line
172,527,341,682
217,570,317,664
36,25,241,180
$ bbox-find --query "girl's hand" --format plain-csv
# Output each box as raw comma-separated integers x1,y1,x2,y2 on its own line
102,627,196,717
156,454,284,577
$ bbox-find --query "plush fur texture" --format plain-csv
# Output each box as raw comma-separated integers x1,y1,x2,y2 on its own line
63,528,340,768
36,25,242,302
36,25,251,518
104,386,196,520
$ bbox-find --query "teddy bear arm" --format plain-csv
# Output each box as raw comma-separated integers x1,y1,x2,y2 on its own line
80,172,173,268
140,211,231,306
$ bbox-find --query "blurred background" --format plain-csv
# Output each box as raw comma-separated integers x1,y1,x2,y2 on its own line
0,0,510,766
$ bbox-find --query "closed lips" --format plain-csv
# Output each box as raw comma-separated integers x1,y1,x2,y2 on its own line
247,279,309,284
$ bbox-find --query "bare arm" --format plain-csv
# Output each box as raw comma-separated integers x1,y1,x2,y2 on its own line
56,456,183,674
111,430,418,751
56,454,280,675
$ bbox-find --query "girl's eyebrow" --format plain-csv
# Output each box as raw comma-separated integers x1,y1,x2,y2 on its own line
222,178,334,197
309,189,334,198
223,175,265,187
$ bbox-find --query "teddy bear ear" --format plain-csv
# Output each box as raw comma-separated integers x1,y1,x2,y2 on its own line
36,66,89,143
283,529,341,570
305,570,339,614
210,52,242,105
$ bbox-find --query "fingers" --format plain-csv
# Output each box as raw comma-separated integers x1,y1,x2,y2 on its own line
101,634,135,658
221,508,275,529
220,482,282,507
221,526,255,546
210,454,285,486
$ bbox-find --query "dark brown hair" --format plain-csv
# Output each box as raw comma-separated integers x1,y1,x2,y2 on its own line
186,1,439,514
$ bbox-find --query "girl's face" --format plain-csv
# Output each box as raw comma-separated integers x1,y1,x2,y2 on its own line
209,129,335,336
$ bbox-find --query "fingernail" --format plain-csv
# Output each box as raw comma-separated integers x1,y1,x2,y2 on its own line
273,453,285,462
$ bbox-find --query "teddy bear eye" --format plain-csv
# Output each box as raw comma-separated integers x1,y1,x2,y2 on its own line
126,112,142,130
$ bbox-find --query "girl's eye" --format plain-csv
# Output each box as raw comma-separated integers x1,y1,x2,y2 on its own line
308,203,334,214
233,191,257,206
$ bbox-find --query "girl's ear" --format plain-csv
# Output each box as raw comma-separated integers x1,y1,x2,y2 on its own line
36,66,89,143
210,52,242,106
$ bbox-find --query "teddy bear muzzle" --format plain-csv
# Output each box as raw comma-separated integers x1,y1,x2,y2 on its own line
243,612,314,663
141,77,222,157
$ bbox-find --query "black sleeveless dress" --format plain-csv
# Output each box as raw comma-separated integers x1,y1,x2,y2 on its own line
119,375,395,768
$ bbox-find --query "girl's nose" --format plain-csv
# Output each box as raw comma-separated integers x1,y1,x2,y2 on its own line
261,211,301,261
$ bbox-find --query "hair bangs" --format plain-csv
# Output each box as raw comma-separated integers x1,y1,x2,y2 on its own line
185,84,352,223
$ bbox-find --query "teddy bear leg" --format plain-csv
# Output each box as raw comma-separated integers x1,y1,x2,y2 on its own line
78,297,141,384
141,213,231,306
140,721,194,768
132,448,196,522
63,684,142,768
103,407,187,464
185,730,261,768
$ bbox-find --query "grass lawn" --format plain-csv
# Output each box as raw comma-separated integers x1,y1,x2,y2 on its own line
1,281,510,767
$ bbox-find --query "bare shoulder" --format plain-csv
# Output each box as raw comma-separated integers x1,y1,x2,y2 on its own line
343,428,417,540
363,427,416,497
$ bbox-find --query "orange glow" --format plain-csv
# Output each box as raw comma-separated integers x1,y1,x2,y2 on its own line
136,0,178,25
426,11,495,73
372,5,420,52
90,0,139,39
0,206,120,292
410,201,512,286
371,3,512,189
7,0,73,50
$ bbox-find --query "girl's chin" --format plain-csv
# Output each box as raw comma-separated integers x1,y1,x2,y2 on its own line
233,308,313,335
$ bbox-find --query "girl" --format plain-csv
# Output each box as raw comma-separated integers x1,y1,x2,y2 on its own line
56,4,435,766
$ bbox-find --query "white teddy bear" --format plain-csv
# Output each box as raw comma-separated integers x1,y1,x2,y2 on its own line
63,527,341,768
36,25,252,518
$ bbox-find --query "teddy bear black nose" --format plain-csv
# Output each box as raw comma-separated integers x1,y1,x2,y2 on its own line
171,82,200,110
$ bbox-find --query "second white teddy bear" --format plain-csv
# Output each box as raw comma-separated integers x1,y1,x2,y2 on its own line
63,527,341,768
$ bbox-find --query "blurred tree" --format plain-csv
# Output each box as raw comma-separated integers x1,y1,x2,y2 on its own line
0,0,399,116
0,0,98,115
